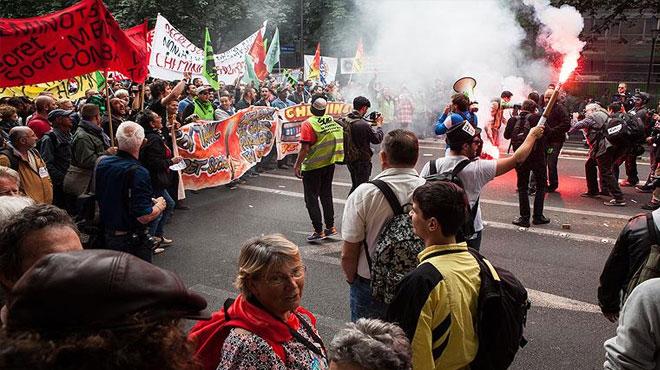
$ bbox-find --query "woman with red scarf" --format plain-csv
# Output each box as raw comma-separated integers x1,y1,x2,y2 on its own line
189,234,328,370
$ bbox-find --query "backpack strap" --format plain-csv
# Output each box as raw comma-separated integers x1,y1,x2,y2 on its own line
369,179,404,215
646,213,659,245
452,159,472,177
429,159,437,176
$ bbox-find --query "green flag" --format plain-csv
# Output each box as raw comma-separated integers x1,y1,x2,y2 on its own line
282,69,298,87
243,54,259,85
94,71,106,91
203,28,219,90
265,27,280,73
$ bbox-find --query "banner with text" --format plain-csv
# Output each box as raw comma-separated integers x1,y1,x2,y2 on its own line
148,14,207,83
0,73,98,100
0,0,148,87
176,106,278,190
303,55,338,83
276,102,352,160
213,24,265,85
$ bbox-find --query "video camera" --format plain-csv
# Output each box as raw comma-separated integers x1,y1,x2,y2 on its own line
365,111,382,124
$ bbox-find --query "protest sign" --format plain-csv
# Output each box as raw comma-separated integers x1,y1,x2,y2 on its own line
0,72,98,100
148,14,207,82
213,23,266,85
275,102,351,160
304,55,338,83
0,0,148,87
177,106,278,190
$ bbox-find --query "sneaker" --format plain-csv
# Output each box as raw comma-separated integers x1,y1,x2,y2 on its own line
619,180,638,187
636,185,653,193
153,236,173,246
512,217,530,228
153,247,165,254
642,201,660,210
604,199,626,206
324,227,338,238
225,182,238,190
580,192,600,198
532,215,551,225
307,231,325,242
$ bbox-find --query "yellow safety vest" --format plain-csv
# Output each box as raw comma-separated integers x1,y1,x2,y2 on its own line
301,115,344,172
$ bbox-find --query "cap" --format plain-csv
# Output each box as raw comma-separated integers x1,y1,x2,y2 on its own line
47,109,75,122
310,97,327,116
7,250,209,331
446,121,482,147
196,85,213,95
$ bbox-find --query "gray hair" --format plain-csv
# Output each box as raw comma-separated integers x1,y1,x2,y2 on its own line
116,121,145,151
0,166,20,187
114,89,129,99
0,196,34,225
234,234,300,296
328,319,412,370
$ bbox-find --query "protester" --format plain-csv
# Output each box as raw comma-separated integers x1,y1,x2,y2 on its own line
434,93,478,135
291,81,311,104
341,129,423,320
376,87,395,124
64,103,116,198
177,83,197,120
235,87,256,110
96,121,166,262
189,234,328,370
643,111,660,210
630,93,653,192
39,109,75,211
271,88,296,109
612,82,634,111
0,249,208,369
0,166,21,197
485,99,504,147
386,181,481,369
149,72,192,129
540,88,571,193
214,92,236,120
255,87,275,107
420,121,544,250
328,318,412,370
182,85,215,121
55,98,75,111
604,278,660,369
101,97,126,137
503,99,550,227
0,204,82,324
395,87,414,129
138,110,182,248
0,127,53,204
294,96,344,241
27,95,56,140
0,105,20,138
342,96,384,193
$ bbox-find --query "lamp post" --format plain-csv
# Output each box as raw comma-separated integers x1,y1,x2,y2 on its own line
299,0,304,68
646,26,659,92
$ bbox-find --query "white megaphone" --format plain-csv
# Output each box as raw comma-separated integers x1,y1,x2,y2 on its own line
453,76,477,102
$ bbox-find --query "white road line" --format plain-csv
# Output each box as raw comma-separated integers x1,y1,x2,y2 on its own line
257,174,632,220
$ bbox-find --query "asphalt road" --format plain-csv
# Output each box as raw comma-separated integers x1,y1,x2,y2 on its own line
156,139,653,370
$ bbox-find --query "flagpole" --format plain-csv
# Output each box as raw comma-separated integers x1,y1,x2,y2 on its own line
104,70,115,147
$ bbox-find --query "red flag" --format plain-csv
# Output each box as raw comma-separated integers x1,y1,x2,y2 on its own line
308,43,321,80
0,0,148,87
124,20,149,55
248,30,268,81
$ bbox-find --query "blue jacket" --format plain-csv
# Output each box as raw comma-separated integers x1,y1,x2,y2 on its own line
435,111,478,135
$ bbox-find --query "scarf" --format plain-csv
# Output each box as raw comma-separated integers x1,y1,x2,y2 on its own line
80,120,111,148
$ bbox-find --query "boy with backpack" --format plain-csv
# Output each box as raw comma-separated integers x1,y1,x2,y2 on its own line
420,120,544,250
503,99,550,227
341,129,425,321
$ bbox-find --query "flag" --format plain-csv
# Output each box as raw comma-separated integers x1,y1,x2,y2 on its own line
352,39,364,73
308,43,321,81
265,27,280,73
0,0,148,87
203,28,219,90
124,20,149,55
95,71,106,91
248,30,268,81
282,69,298,86
243,54,259,85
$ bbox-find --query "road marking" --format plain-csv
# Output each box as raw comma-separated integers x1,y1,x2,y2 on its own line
257,174,632,220
189,284,345,330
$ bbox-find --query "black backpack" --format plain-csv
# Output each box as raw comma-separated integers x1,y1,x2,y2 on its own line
439,248,530,370
510,115,531,149
336,115,361,164
623,213,660,303
605,112,645,147
425,159,478,241
366,180,425,304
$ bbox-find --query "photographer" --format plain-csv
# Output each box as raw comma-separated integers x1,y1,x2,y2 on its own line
340,96,384,193
642,110,660,210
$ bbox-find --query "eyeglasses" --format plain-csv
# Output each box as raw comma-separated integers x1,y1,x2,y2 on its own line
261,265,306,287
199,91,210,95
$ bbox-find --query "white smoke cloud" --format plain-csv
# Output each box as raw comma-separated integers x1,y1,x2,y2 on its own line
524,0,586,58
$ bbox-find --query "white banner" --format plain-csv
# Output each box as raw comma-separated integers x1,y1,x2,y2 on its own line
149,14,207,82
304,55,338,84
214,23,266,85
339,56,389,74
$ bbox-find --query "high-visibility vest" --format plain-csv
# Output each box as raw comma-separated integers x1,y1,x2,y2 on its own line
301,115,344,172
193,99,215,120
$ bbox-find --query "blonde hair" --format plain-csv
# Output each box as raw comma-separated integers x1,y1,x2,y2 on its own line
234,234,300,296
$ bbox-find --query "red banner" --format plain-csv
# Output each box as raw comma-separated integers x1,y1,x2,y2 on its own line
176,106,278,190
0,0,148,87
124,21,150,55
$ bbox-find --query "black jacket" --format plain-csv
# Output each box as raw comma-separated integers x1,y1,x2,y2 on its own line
543,103,571,144
345,111,384,162
503,112,546,165
139,128,173,191
598,212,658,314
39,128,72,187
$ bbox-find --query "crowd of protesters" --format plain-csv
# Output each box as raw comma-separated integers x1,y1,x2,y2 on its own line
1,68,660,370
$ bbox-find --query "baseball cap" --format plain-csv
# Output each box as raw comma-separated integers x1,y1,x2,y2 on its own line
196,85,213,95
310,97,327,116
47,109,75,122
7,250,209,331
446,121,482,147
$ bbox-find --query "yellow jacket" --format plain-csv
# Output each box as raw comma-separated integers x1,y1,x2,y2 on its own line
0,147,53,204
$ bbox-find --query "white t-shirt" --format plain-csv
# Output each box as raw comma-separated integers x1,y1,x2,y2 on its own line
341,168,426,280
419,154,497,233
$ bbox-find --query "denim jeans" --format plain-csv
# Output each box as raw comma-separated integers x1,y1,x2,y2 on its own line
149,189,175,237
349,276,388,322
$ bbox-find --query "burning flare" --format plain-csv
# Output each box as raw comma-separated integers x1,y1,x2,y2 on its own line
559,53,579,83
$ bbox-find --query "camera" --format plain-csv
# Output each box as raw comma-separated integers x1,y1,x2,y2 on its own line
366,111,382,122
184,114,199,124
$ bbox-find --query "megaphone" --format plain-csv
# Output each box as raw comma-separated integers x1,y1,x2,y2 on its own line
453,76,477,102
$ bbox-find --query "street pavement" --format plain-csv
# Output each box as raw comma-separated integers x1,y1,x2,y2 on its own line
156,138,654,370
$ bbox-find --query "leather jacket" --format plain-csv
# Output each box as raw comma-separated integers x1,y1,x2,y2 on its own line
598,212,658,314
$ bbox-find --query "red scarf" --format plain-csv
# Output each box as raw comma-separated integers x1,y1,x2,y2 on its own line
188,294,317,370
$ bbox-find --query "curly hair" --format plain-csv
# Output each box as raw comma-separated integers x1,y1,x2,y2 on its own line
0,204,77,284
0,314,201,370
328,318,412,370
0,104,17,121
